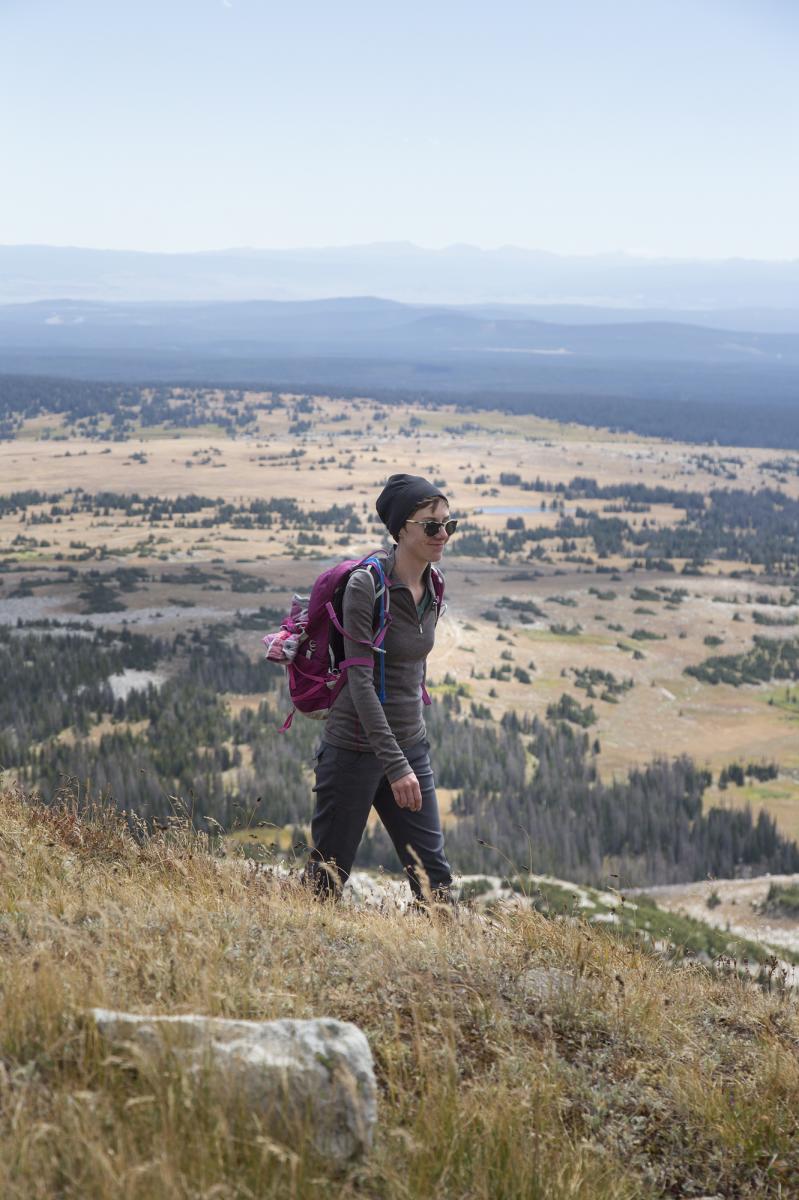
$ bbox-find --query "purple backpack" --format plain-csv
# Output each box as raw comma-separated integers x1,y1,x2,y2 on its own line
263,550,444,730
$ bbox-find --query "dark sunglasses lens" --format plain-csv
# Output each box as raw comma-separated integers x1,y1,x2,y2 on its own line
424,519,458,536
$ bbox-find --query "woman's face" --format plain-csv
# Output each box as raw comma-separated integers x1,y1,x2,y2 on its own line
399,498,451,564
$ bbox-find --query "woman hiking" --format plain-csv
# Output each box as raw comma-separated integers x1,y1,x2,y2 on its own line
304,473,457,905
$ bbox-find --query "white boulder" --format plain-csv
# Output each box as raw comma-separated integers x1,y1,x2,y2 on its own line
90,1009,377,1161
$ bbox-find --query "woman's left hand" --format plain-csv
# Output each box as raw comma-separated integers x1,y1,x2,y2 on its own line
391,770,422,812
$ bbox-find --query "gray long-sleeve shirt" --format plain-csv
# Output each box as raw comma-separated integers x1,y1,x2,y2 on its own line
323,545,441,782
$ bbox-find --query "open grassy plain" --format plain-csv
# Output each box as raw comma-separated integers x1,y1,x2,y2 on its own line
3,389,799,840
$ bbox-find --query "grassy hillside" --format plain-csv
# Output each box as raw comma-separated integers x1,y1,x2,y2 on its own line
1,785,798,1198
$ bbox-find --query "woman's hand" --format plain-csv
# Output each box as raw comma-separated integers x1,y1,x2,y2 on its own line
391,770,422,812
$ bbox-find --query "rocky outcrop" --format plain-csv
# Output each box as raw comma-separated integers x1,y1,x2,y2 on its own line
90,1009,377,1161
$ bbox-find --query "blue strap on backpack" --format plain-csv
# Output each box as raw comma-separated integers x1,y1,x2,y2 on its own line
360,553,389,703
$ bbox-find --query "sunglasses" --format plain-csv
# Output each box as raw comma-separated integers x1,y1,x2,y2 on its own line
406,518,458,537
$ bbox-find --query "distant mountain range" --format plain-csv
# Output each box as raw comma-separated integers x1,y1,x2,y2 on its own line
1,243,798,327
1,296,798,411
1,296,798,366
1,246,798,416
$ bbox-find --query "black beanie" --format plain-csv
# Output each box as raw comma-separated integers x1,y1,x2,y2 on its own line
376,474,447,539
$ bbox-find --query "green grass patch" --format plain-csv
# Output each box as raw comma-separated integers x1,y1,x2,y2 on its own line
489,878,791,969
733,778,799,808
133,422,230,441
499,876,799,966
629,894,799,965
760,882,799,917
764,686,799,717
522,628,610,647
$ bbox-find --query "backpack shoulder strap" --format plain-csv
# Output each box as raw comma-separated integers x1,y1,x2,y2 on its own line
357,553,390,620
360,549,388,585
357,552,391,702
430,565,446,621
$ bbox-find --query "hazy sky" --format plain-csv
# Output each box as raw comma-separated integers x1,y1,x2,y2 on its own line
2,0,797,258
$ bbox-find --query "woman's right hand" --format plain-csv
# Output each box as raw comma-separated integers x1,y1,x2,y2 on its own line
391,770,422,812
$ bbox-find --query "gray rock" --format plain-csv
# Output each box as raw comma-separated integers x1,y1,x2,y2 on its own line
520,966,579,1002
90,1009,377,1160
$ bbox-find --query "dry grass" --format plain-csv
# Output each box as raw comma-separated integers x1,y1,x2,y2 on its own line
2,786,799,1198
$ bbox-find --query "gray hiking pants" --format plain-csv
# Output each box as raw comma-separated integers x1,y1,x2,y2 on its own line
306,737,453,901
